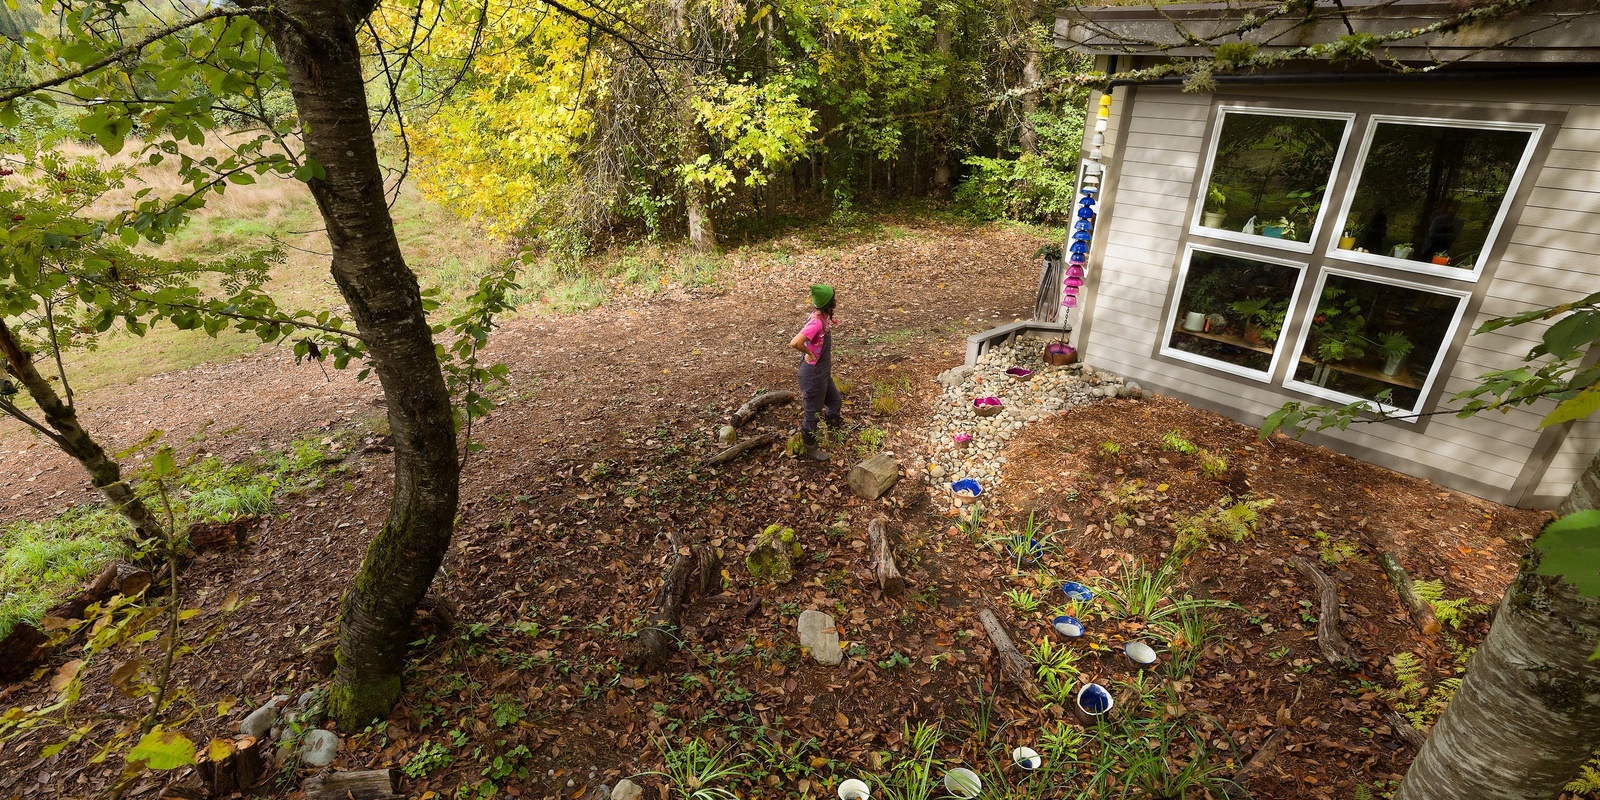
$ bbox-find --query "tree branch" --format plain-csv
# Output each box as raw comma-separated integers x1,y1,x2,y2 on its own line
0,7,249,104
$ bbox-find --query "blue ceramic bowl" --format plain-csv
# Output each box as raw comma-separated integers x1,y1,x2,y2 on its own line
1077,683,1114,716
1061,581,1094,603
952,478,982,498
1052,615,1083,638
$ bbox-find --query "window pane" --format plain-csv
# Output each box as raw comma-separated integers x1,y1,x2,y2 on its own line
1291,274,1460,410
1201,112,1347,244
1340,122,1532,269
1168,251,1300,374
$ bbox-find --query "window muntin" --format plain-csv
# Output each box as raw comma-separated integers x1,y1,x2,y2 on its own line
1193,109,1351,250
1283,271,1468,415
1332,118,1539,278
1162,248,1305,381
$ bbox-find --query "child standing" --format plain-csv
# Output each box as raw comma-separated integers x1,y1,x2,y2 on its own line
789,284,842,461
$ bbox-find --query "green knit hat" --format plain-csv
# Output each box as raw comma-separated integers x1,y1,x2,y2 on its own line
810,284,835,309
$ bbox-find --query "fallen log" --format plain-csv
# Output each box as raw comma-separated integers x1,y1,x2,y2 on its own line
1386,711,1428,749
705,434,777,466
186,517,259,553
976,608,1040,699
0,622,47,682
301,769,402,800
1291,556,1358,667
731,390,796,428
867,518,905,598
1221,730,1284,799
1378,552,1441,636
628,536,722,670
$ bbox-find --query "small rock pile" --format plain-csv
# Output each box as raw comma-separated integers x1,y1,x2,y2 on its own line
925,341,1141,494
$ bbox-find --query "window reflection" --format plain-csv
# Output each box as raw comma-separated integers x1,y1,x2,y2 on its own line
1201,112,1347,244
1167,251,1301,375
1340,122,1532,269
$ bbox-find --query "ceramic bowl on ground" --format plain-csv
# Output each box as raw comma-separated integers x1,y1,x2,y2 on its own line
1011,747,1042,771
1052,615,1083,638
953,433,972,450
1061,581,1094,603
1077,683,1114,717
1043,343,1078,366
1006,537,1044,565
973,396,1004,417
1125,641,1158,666
837,778,871,800
951,478,982,505
1006,367,1034,382
943,768,982,799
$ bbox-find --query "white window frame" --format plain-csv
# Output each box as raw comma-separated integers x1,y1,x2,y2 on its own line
1281,267,1472,418
1159,244,1311,382
1324,115,1544,282
1189,106,1356,254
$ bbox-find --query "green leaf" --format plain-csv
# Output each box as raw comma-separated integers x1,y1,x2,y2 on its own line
150,448,176,477
1541,384,1600,428
293,160,326,183
1541,310,1600,359
127,729,196,770
1533,510,1600,597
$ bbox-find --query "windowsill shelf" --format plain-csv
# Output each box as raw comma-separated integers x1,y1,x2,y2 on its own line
1171,325,1422,389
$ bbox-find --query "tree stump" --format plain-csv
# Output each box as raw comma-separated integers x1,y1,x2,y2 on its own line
730,390,796,428
867,518,905,597
628,536,722,670
196,735,269,796
849,454,899,500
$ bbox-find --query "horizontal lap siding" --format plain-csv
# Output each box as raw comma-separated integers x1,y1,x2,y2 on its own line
1084,86,1600,507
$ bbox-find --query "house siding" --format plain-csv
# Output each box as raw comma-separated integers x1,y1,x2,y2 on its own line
1081,80,1600,507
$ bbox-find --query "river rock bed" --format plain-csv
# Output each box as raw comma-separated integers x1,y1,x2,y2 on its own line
921,342,1140,498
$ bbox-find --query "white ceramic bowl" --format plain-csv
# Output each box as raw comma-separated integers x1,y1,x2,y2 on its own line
837,778,871,800
1125,641,1158,665
944,768,982,799
1011,746,1042,770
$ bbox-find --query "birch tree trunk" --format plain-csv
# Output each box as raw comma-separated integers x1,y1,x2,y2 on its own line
0,319,165,545
1395,452,1600,800
258,3,461,729
673,0,716,253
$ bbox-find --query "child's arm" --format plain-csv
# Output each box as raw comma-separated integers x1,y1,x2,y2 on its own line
789,332,810,354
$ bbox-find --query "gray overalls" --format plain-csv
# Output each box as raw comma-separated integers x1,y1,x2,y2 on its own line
799,323,842,445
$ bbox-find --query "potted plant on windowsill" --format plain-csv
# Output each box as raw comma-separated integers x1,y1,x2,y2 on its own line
1338,230,1357,250
1377,331,1414,376
1202,186,1227,228
1431,251,1450,266
1392,242,1415,260
1182,270,1231,333
1231,297,1271,345
1262,217,1296,240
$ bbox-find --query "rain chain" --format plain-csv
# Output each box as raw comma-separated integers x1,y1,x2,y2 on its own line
1064,93,1112,314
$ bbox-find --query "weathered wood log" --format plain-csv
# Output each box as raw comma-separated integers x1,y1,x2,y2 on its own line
300,769,402,800
195,735,268,797
628,536,721,670
1385,711,1428,749
867,518,905,597
705,434,777,466
186,517,259,552
730,390,795,427
1378,552,1441,636
1291,556,1358,667
0,622,47,682
976,609,1040,699
1221,730,1284,799
848,454,899,500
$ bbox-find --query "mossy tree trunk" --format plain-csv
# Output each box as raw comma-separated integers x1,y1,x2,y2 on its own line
1395,452,1600,800
0,318,164,545
256,2,460,728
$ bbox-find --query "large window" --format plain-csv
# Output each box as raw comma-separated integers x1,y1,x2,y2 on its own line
1334,119,1537,277
1170,107,1543,419
1284,273,1467,412
1164,249,1303,380
1194,109,1351,249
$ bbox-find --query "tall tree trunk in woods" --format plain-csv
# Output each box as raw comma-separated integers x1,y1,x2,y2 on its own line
257,4,461,729
673,0,716,253
931,19,954,196
0,319,164,546
1395,451,1600,800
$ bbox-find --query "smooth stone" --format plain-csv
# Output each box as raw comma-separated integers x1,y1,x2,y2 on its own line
299,729,339,768
613,780,644,800
929,465,946,478
798,610,843,665
241,695,287,738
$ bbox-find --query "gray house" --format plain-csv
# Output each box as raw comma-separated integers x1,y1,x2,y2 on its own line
1051,0,1600,507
